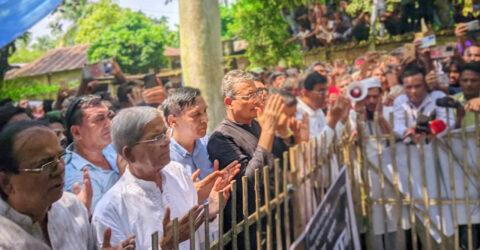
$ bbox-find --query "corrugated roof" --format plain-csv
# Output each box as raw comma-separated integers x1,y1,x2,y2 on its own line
163,46,180,57
5,44,181,79
6,44,90,79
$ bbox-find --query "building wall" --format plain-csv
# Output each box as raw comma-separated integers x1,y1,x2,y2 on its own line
26,69,82,99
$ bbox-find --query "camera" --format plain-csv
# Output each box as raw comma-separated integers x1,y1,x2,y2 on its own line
403,111,437,145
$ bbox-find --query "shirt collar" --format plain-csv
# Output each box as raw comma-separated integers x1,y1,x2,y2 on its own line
170,137,191,158
65,143,119,173
407,92,435,111
297,98,323,116
124,168,165,192
0,198,39,234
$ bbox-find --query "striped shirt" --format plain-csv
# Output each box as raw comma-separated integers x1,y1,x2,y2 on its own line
0,192,95,250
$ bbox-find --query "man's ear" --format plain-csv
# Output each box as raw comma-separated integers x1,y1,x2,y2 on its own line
300,89,307,97
122,146,135,164
224,97,232,106
167,114,176,128
0,172,12,196
70,125,81,141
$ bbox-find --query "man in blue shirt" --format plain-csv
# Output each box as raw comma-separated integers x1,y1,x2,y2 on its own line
162,87,213,180
63,95,122,212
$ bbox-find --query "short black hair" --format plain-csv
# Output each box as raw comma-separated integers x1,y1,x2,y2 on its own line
0,121,47,200
38,114,64,126
459,61,480,75
162,87,201,119
301,71,327,90
400,63,426,84
64,95,103,144
269,88,297,106
0,104,32,132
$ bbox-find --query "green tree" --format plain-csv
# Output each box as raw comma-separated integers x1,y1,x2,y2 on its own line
229,0,301,67
86,11,168,74
50,0,88,47
220,5,235,40
74,0,125,44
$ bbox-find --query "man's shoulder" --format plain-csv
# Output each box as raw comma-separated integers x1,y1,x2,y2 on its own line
393,93,409,106
429,90,447,99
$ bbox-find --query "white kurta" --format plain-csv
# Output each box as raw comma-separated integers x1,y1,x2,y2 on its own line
0,192,94,250
92,161,199,250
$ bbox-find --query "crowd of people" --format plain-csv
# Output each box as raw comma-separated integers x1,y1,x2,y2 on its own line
1,18,480,250
283,0,480,50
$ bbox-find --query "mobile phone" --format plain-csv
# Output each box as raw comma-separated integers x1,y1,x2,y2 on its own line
83,59,113,79
420,35,436,49
430,46,455,59
328,20,335,29
143,73,159,89
466,20,480,31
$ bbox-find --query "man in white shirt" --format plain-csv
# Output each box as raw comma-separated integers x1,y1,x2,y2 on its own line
0,121,134,250
393,64,455,140
296,71,350,147
93,106,238,250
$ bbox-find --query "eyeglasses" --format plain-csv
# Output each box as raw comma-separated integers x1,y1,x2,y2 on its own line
135,132,170,147
233,89,263,100
19,151,69,174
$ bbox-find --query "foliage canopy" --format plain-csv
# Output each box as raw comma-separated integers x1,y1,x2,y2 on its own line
229,0,301,67
86,11,168,74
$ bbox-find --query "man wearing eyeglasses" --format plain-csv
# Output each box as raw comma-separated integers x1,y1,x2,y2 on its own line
63,95,121,212
0,121,135,249
207,69,286,249
296,71,350,145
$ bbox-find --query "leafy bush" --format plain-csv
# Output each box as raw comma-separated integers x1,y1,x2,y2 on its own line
0,78,59,101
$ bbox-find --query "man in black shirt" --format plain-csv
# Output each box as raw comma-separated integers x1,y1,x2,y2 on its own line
208,70,285,249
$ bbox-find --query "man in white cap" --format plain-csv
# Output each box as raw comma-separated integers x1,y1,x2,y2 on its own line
350,77,392,135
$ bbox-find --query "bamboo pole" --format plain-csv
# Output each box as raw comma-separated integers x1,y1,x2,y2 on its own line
173,218,179,250
231,180,238,250
461,120,473,250
274,159,282,249
283,151,292,247
254,169,262,250
204,203,210,250
151,231,159,250
242,176,251,250
263,166,272,250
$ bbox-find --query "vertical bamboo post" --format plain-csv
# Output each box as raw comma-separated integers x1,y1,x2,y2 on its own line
263,166,272,250
219,190,225,250
274,159,282,248
374,116,390,239
254,169,262,250
418,141,432,250
357,114,374,249
283,151,291,247
189,209,195,250
173,218,179,250
204,203,210,250
461,120,473,250
432,138,446,250
405,110,418,250
389,114,406,250
289,146,303,239
446,109,460,250
231,180,238,250
152,231,159,250
242,176,250,250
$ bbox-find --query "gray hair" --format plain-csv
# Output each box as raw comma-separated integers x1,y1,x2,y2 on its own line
221,69,255,99
269,88,297,107
281,77,298,92
111,106,161,156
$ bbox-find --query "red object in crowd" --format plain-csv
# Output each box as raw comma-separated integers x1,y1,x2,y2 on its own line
328,85,339,96
275,67,285,71
355,58,364,66
430,119,447,135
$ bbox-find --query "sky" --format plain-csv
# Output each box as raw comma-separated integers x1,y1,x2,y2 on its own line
28,0,180,39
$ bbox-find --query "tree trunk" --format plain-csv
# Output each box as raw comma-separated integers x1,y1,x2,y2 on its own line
178,0,225,132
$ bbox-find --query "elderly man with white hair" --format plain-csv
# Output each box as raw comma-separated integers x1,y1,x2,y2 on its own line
92,106,240,250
